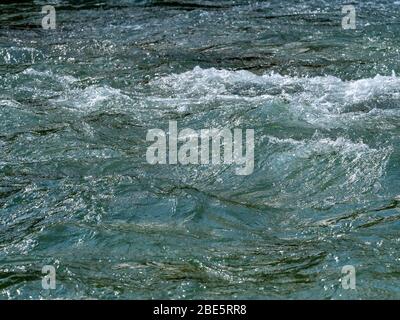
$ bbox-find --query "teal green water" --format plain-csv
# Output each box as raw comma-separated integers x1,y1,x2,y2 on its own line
1,0,400,299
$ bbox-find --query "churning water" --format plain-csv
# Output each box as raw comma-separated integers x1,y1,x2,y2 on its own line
1,0,400,299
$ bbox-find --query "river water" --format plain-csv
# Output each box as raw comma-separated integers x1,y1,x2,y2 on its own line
1,0,400,299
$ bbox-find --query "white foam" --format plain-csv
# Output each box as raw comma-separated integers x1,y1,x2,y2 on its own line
148,66,400,129
22,68,78,85
53,85,133,112
151,66,400,109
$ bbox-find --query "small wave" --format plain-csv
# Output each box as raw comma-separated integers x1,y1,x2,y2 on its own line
255,135,393,208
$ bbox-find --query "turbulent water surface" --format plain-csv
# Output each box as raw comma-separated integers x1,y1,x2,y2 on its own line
1,0,400,299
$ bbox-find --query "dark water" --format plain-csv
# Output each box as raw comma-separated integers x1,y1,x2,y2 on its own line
1,0,400,299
